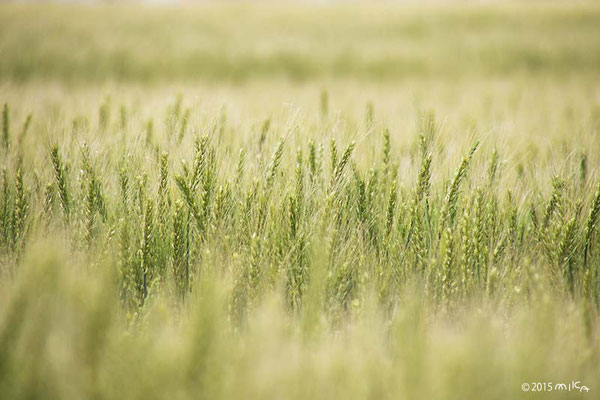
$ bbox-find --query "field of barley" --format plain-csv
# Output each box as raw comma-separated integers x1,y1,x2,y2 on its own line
1,2,600,399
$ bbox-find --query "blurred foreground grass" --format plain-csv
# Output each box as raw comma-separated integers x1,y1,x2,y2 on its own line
1,242,598,400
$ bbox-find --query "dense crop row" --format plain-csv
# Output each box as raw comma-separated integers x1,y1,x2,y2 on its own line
2,100,599,321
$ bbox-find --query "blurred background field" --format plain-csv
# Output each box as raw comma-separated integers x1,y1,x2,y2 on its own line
1,2,600,400
2,2,599,153
2,3,600,83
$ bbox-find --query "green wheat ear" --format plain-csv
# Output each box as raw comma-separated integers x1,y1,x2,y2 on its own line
487,148,499,186
329,138,337,178
2,104,10,152
1,169,10,248
583,182,600,268
543,176,565,229
265,137,285,190
12,166,28,252
308,140,318,184
157,152,170,227
49,144,70,223
386,178,397,236
441,140,480,229
382,128,391,176
416,153,432,203
331,141,355,187
235,148,246,188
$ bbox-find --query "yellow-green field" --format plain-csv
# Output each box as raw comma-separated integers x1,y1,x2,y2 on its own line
1,3,600,400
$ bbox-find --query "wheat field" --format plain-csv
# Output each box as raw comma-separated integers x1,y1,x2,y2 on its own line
1,2,600,400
